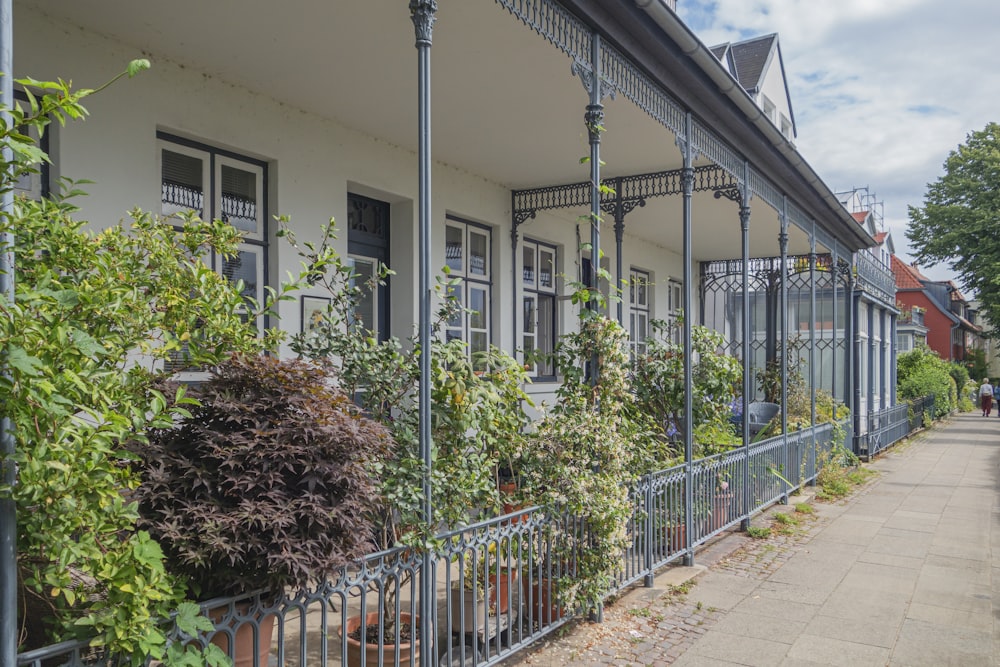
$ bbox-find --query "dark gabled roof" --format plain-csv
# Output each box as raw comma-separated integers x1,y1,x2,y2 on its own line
720,33,778,93
709,43,728,61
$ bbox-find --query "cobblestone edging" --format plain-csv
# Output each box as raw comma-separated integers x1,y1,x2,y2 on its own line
509,499,834,666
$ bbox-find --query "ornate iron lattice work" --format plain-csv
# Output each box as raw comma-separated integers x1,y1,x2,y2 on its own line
494,0,591,63
512,164,736,233
599,37,685,137
787,200,811,235
692,118,743,181
748,168,782,213
701,253,849,401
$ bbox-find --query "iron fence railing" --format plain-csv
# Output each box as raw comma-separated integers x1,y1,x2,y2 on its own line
856,394,935,460
18,407,932,666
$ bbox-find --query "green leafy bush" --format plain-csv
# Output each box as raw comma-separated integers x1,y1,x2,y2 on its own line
632,318,741,459
897,347,955,418
519,315,640,614
283,222,532,536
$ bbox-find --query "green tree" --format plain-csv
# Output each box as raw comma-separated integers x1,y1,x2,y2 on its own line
907,122,1000,324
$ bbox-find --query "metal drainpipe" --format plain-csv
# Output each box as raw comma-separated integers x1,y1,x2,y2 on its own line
681,113,695,566
409,3,436,665
1,0,16,663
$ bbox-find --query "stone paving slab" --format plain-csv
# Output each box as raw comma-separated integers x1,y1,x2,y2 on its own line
503,414,1000,665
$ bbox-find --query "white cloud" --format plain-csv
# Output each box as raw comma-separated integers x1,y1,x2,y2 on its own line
679,0,1000,283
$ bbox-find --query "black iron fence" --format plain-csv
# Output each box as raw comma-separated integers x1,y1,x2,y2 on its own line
18,408,932,667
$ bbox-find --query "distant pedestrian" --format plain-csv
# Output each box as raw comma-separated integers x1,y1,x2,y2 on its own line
980,378,994,417
994,381,999,416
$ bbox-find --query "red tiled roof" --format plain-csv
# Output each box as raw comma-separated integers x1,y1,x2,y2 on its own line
891,255,928,289
851,211,868,224
872,232,888,244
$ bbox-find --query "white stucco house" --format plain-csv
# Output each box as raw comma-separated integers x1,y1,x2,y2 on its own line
12,0,886,418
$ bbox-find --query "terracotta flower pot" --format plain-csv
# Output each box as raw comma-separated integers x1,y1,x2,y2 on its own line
499,481,528,524
713,493,734,531
529,577,565,624
664,523,687,553
207,602,276,667
341,611,419,667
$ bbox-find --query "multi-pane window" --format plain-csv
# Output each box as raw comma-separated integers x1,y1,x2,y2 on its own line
667,279,683,344
629,268,651,358
522,239,557,378
159,134,267,333
444,217,491,367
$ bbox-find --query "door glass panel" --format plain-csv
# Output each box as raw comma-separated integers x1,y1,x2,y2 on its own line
470,288,486,330
161,149,204,217
537,296,554,375
523,246,535,286
349,258,377,334
448,286,464,328
220,164,258,234
446,226,463,272
469,231,487,276
523,296,535,335
539,249,554,289
220,249,260,304
470,332,488,367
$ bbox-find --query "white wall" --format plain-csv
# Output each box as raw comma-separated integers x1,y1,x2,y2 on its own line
15,7,698,404
757,50,793,139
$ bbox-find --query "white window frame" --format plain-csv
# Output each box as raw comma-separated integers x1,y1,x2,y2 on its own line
444,216,492,367
522,239,557,379
629,268,651,358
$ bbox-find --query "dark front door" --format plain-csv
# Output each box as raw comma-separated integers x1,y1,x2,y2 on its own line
347,193,390,342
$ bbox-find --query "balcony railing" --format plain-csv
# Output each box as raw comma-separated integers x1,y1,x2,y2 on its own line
855,252,895,304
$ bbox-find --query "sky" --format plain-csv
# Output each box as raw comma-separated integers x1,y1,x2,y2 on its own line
677,0,1000,286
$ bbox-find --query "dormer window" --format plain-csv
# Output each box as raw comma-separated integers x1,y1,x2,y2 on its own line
761,95,776,122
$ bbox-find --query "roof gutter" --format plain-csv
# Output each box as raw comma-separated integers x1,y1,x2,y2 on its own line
634,0,871,250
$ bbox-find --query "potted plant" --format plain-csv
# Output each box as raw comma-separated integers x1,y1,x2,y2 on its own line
449,540,520,635
132,354,391,667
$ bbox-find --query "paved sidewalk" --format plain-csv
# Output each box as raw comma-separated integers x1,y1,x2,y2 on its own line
508,412,999,666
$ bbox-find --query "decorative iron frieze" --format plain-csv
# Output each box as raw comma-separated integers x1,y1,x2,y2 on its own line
511,165,735,233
